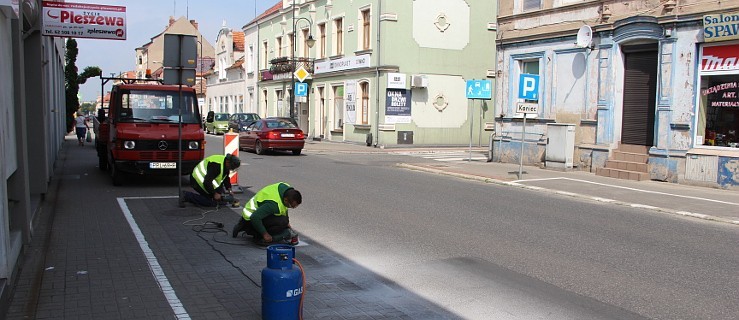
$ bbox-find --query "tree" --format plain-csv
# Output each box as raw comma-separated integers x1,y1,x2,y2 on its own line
65,38,101,132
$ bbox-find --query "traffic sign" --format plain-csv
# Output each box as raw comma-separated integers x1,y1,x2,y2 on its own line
516,102,539,114
466,80,492,100
518,74,540,100
295,82,308,97
294,66,310,82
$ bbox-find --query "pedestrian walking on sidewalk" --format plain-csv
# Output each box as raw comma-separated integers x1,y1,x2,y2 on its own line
74,112,89,146
232,182,302,246
182,154,241,207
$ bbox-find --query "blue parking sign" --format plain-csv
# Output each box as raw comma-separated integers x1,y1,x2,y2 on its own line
295,82,308,97
518,74,539,100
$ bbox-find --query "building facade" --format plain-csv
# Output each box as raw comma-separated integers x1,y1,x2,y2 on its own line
496,0,739,188
0,0,66,313
204,24,246,115
258,0,497,146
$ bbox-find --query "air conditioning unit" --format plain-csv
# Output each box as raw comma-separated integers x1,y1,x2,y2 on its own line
411,75,428,88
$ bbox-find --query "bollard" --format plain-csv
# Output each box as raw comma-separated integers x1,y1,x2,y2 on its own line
262,245,302,320
223,132,242,193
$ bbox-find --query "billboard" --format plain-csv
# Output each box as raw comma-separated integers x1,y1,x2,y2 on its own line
42,1,126,40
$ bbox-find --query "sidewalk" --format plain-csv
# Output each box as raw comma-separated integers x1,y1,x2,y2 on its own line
304,140,739,225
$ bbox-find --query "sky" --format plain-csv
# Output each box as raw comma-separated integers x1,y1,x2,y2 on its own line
76,0,279,101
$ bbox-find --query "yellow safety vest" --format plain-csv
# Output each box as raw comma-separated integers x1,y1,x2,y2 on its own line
192,155,227,192
241,182,289,221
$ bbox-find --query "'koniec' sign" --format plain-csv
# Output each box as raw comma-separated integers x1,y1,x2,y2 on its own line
42,1,126,40
703,11,739,42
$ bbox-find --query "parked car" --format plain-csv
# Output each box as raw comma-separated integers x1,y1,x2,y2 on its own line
204,111,230,134
228,113,261,133
239,117,305,155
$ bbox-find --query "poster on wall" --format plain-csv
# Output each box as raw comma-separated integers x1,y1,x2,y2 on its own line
385,89,412,124
42,1,126,40
344,81,356,125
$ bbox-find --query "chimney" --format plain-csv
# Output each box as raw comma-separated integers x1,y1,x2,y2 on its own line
190,20,198,29
169,16,175,26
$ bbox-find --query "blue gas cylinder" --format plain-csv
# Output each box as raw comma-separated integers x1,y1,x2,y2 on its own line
262,245,303,320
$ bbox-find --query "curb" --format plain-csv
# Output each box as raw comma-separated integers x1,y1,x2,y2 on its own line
397,163,739,226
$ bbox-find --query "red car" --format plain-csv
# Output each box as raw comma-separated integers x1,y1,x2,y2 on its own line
239,118,305,155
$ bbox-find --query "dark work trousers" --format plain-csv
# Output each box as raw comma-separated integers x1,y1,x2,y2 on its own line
233,215,290,241
183,178,226,207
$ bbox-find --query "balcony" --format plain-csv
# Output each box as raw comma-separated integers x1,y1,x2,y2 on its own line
269,56,314,75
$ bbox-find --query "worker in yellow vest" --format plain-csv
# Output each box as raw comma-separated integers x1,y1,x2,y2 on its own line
183,154,241,207
232,182,302,246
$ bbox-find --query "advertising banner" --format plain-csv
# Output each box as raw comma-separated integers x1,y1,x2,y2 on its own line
385,89,411,124
344,81,356,125
42,1,126,40
701,44,739,71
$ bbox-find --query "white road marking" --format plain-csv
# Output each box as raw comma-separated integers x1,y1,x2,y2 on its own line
117,197,191,320
516,177,739,206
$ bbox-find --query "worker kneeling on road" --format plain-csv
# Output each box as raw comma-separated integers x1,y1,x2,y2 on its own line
183,154,241,207
232,182,302,246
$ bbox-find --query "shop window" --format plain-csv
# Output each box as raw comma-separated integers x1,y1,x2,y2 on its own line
698,74,739,148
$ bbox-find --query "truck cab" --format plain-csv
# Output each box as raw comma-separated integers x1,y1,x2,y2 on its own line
97,83,205,185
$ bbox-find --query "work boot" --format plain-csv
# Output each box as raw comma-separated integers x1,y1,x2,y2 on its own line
232,218,247,238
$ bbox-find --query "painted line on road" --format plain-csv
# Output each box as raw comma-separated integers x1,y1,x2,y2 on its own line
397,163,739,226
117,197,191,320
518,177,739,207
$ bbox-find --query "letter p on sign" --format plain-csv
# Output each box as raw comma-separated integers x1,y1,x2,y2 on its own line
518,74,540,101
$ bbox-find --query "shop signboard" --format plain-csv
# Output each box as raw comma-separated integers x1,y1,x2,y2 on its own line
42,1,126,40
703,11,739,43
701,44,739,71
385,89,411,124
315,54,370,74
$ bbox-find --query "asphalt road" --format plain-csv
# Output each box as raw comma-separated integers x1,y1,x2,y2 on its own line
227,137,739,320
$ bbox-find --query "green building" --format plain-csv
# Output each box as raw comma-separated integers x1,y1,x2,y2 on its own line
257,0,497,147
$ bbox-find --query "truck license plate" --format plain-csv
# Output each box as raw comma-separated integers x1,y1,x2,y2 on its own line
150,162,176,169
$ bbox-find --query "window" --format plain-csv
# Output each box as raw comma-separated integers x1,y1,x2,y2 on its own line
276,90,284,117
237,95,244,112
521,59,540,103
697,74,739,148
360,82,369,124
302,29,310,57
334,18,343,56
247,45,254,73
276,36,283,58
523,0,541,11
318,23,326,58
361,9,371,50
333,85,344,129
287,32,294,57
262,41,268,69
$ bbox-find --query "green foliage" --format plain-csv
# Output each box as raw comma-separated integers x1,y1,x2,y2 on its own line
64,39,102,132
80,102,95,114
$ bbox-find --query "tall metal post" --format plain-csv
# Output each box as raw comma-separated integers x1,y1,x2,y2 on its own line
519,115,526,179
290,5,296,121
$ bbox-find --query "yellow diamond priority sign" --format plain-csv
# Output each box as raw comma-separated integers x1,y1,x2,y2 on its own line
294,66,310,82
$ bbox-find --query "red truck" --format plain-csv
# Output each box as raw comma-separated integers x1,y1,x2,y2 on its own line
96,80,205,185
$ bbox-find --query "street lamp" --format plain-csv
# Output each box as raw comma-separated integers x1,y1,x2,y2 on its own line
290,10,315,121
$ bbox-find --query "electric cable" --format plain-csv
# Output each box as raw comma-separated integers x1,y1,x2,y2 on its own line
184,206,261,288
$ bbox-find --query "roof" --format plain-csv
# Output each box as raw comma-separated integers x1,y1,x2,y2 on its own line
226,57,244,70
243,1,282,27
232,31,245,51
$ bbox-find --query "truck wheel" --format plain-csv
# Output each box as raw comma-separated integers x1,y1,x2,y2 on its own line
110,162,123,186
255,141,265,155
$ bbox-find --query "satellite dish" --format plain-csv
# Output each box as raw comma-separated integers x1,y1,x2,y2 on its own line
576,25,593,49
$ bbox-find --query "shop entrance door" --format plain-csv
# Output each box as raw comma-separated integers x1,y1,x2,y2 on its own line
621,44,658,146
